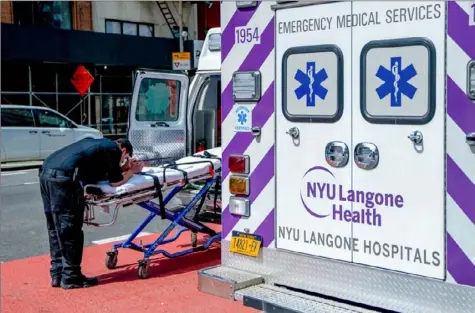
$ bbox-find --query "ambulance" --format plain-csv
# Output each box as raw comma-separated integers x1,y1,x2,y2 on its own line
195,1,475,312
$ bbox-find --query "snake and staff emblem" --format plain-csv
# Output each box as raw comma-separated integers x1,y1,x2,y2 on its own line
307,65,315,105
392,61,400,104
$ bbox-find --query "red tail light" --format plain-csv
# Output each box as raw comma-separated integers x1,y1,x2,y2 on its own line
228,155,250,174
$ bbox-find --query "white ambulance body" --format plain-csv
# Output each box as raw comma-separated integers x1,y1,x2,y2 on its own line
198,1,475,312
127,28,222,165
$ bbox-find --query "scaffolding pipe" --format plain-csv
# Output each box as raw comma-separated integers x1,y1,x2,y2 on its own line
179,0,183,52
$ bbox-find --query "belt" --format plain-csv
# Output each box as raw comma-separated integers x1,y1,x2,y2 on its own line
40,168,75,178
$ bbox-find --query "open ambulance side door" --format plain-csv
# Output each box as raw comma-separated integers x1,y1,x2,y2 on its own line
128,69,189,165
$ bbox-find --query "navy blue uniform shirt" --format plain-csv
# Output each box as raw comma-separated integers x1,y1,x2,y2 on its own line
42,138,124,185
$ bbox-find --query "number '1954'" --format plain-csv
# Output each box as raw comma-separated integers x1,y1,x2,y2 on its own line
235,26,260,44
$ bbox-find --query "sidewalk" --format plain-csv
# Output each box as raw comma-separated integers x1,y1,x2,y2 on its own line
1,227,258,313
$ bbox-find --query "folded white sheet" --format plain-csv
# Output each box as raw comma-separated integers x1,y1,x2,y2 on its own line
84,148,221,195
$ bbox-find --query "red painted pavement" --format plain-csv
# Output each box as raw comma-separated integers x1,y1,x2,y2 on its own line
1,226,259,313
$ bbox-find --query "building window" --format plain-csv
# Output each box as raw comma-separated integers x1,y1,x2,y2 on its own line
139,24,154,37
12,1,72,30
105,19,154,37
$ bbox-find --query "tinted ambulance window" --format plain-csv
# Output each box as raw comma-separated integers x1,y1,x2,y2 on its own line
1,108,35,127
360,38,436,124
135,78,181,122
37,110,70,128
282,45,343,123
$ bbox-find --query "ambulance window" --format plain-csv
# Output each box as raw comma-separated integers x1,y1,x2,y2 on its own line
360,38,436,125
282,45,343,123
135,77,180,122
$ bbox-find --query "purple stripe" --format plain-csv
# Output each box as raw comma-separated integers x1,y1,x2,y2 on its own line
447,155,475,224
222,82,275,180
221,1,261,62
221,17,275,122
447,233,475,287
447,77,475,135
448,1,475,58
254,208,275,247
222,145,275,238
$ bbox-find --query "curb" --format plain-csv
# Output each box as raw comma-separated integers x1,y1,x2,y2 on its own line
1,163,42,172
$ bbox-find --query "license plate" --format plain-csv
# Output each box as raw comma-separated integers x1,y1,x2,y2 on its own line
229,231,263,257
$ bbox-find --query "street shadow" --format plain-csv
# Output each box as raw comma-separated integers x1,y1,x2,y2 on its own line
96,244,221,286
177,235,213,249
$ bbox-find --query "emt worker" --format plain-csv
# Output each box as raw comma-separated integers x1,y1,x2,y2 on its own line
39,137,144,289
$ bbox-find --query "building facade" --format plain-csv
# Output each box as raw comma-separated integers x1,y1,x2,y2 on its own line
1,1,219,139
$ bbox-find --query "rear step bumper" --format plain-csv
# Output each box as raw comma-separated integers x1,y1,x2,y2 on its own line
238,285,384,313
198,266,383,313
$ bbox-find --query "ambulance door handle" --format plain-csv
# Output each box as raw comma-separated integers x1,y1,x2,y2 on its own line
286,127,299,139
354,143,379,170
325,141,349,168
466,132,475,146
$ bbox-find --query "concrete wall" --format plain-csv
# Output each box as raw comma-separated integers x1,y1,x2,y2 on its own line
91,1,198,39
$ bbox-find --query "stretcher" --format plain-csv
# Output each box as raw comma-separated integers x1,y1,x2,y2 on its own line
83,148,222,279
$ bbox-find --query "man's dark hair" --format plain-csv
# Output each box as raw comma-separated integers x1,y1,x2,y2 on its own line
116,138,133,156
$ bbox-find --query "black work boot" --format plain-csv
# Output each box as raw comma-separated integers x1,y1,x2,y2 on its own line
81,275,99,288
51,275,62,288
60,275,99,289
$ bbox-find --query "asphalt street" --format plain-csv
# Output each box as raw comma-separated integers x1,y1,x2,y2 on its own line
0,168,171,262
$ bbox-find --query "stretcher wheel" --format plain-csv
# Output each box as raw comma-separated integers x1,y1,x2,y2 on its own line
137,261,149,279
191,232,197,248
105,251,118,269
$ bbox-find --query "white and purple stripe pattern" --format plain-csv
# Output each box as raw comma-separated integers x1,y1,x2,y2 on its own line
446,1,475,287
220,1,276,248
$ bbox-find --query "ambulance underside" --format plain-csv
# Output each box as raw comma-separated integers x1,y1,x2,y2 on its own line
199,1,475,312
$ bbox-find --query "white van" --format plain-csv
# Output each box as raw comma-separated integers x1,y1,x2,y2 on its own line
1,105,103,163
127,28,222,165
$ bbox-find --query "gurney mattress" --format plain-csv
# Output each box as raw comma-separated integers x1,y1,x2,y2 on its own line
85,148,221,196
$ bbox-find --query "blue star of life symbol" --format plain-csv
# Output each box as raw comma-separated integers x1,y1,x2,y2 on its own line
237,110,247,125
294,61,328,107
375,56,417,107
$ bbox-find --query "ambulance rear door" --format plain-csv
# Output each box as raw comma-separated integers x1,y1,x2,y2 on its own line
128,70,189,165
351,1,446,279
275,1,353,262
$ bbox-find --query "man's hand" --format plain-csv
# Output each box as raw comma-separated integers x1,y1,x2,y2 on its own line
130,159,144,174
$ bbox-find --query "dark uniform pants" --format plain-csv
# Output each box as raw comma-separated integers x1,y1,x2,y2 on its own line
39,169,85,283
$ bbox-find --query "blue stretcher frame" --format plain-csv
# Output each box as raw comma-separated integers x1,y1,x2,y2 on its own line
102,176,222,279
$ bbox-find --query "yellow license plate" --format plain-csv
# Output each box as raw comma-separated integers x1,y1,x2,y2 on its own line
229,231,263,257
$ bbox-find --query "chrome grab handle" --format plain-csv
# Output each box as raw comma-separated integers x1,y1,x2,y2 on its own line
251,126,261,137
467,132,475,146
286,127,299,139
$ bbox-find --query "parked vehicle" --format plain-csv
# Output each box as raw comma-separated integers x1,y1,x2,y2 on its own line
1,105,103,163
